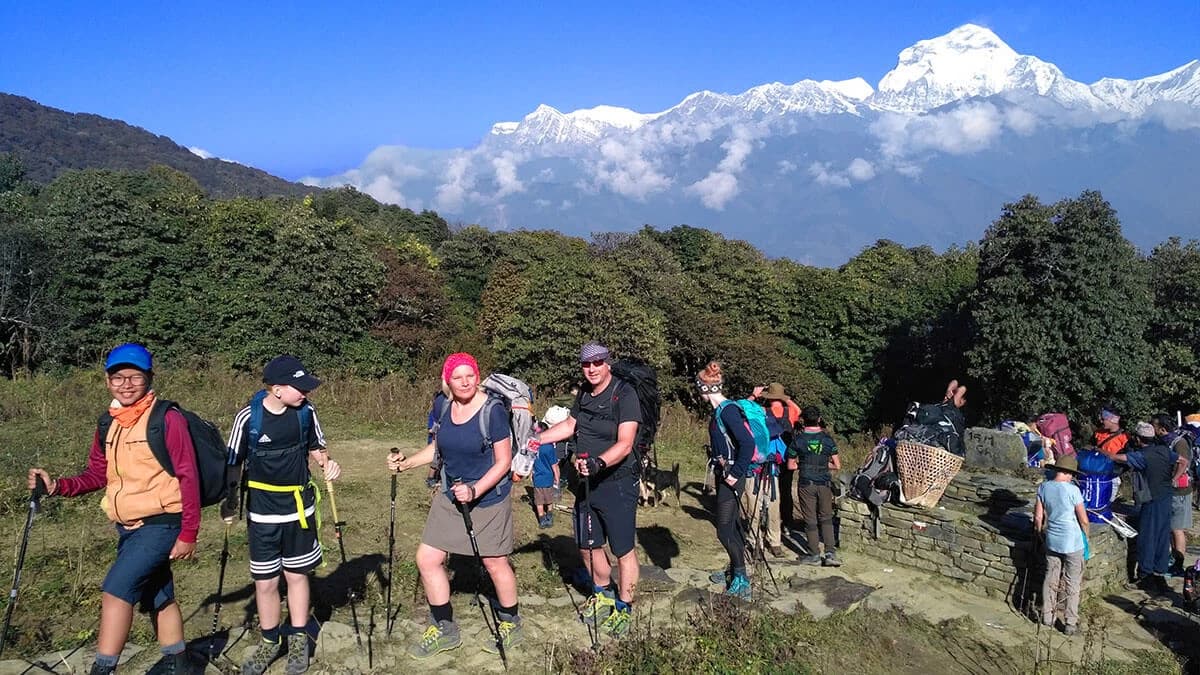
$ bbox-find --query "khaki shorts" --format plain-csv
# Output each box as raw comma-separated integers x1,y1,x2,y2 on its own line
421,491,514,557
533,486,558,506
1171,493,1194,531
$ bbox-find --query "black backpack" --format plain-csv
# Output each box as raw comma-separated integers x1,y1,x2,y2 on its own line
610,359,661,463
97,399,229,507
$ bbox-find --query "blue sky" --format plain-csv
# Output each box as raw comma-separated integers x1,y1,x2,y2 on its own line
2,1,1197,179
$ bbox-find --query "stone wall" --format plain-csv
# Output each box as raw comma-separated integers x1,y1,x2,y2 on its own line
837,470,1128,600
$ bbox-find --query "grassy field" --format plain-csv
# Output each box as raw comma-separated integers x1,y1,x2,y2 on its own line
0,370,1180,673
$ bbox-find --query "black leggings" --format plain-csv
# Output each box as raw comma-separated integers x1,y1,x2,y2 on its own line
716,476,746,573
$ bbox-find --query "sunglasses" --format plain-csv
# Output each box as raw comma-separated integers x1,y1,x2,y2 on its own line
581,359,607,368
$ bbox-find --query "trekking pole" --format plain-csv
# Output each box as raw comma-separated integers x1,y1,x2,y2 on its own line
325,479,363,649
208,523,232,665
578,454,600,651
0,475,46,658
452,480,507,670
756,471,780,595
385,450,401,637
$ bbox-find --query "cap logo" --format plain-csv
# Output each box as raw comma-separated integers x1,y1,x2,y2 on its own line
293,370,306,378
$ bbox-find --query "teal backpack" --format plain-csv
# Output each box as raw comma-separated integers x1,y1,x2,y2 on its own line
715,399,781,471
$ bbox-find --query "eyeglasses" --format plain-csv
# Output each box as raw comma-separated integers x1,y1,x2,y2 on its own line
108,373,148,386
581,359,607,369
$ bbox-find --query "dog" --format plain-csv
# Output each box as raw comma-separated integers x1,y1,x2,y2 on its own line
637,458,682,507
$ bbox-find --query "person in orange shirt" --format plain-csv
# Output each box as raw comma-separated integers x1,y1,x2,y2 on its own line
1094,408,1129,455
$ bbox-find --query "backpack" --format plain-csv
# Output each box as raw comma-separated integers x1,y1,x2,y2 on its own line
246,389,313,462
1166,425,1200,489
849,439,898,508
897,401,966,456
433,374,535,481
714,399,780,471
610,359,661,464
1034,412,1075,459
97,399,228,507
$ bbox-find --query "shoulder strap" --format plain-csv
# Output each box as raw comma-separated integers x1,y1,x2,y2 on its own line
145,399,177,477
96,412,114,452
479,396,502,450
298,402,312,450
247,390,268,457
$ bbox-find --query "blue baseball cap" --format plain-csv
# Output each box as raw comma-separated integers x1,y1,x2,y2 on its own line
105,343,153,374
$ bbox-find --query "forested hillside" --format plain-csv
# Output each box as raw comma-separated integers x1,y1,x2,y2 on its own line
0,93,311,198
2,157,1198,431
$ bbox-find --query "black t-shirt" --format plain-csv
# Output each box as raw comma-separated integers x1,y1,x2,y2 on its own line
570,377,642,472
793,429,838,483
227,401,326,522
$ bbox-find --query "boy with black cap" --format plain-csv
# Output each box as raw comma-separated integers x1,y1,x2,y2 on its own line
29,343,200,675
223,355,342,675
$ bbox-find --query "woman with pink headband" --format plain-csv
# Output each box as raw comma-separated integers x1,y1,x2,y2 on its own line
386,353,522,659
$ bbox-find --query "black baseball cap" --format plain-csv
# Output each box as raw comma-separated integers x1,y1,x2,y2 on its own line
263,355,321,391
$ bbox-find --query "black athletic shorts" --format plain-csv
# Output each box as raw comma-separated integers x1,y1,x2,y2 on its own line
574,469,638,557
248,519,322,580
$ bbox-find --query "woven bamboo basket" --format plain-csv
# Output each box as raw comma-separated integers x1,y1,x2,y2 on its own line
894,440,963,508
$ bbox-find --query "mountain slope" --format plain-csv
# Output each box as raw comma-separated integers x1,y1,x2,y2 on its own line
0,93,312,198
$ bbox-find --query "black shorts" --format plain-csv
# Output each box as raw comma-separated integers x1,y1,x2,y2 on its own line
248,519,322,580
574,470,638,557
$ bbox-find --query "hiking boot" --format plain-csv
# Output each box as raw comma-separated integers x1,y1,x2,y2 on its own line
725,574,752,601
241,638,283,675
158,651,192,675
538,513,553,529
768,545,785,558
1150,575,1172,595
1168,562,1186,578
481,616,524,653
88,662,116,675
409,620,462,659
599,607,631,637
800,554,824,566
1063,624,1078,636
284,632,309,674
709,569,729,584
822,552,843,567
580,591,616,626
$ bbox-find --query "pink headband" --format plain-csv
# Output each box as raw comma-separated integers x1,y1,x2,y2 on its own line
442,353,480,384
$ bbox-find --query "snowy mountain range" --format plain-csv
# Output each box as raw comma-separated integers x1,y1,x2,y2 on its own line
308,24,1200,265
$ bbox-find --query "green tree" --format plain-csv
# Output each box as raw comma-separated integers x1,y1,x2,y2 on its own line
966,192,1152,421
1147,237,1200,413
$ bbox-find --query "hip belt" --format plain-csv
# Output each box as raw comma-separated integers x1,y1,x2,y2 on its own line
247,479,323,530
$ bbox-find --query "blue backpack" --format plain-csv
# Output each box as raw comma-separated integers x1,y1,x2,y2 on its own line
715,400,782,470
243,389,313,464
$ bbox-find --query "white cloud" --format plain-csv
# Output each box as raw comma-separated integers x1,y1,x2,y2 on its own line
777,159,798,174
491,151,525,197
846,157,876,181
362,175,408,206
188,146,215,159
534,198,551,207
687,124,763,210
560,199,574,209
1003,107,1040,135
588,137,672,200
808,161,851,188
537,168,554,180
434,153,478,213
1146,101,1200,131
872,102,1007,158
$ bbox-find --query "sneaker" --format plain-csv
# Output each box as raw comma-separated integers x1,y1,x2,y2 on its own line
481,616,524,653
1168,563,1186,578
580,592,616,626
768,545,785,558
538,513,553,529
800,555,824,566
709,569,729,585
725,574,752,601
284,632,309,675
1151,575,1172,595
241,638,283,675
408,620,462,659
822,552,843,567
88,662,116,675
599,607,631,637
1063,624,1077,636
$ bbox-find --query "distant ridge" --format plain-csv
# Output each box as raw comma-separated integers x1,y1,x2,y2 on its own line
0,93,312,198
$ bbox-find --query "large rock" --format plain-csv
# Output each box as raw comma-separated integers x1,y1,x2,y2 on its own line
784,576,875,619
964,427,1028,470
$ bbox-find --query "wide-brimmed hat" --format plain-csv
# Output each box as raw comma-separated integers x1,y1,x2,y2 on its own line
761,382,788,401
1046,454,1081,476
